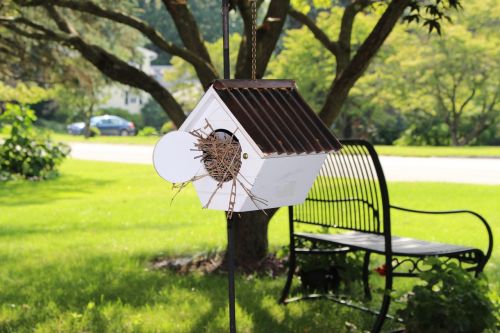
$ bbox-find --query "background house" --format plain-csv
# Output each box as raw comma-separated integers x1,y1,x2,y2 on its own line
99,47,173,114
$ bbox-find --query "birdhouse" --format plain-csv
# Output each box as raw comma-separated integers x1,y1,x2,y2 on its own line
154,80,341,214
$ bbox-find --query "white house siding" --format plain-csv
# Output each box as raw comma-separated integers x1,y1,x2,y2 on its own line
98,47,174,115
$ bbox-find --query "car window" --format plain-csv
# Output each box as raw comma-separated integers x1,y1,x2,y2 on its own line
98,119,112,125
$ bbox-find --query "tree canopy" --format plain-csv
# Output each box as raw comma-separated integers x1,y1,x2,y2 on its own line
0,0,465,266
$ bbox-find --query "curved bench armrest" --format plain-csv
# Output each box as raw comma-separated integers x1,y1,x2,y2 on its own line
390,205,493,265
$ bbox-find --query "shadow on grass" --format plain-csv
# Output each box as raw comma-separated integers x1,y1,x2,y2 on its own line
0,253,396,333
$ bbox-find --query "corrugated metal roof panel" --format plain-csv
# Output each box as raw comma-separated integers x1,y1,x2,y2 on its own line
213,79,342,156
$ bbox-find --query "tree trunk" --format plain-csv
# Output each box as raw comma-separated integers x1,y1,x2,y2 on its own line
342,114,353,138
228,0,290,268
230,208,278,268
83,103,94,138
450,127,459,146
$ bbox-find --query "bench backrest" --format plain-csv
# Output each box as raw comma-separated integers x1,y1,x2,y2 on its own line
291,139,390,235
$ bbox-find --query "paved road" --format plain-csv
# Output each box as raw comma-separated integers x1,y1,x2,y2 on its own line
69,142,500,185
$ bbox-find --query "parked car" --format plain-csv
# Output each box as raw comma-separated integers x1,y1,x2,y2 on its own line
67,115,136,136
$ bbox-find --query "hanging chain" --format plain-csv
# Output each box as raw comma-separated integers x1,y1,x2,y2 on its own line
251,0,257,80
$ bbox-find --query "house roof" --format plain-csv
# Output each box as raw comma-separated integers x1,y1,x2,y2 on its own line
212,79,342,156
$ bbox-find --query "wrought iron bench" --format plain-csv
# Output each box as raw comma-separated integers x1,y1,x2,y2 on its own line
279,139,493,333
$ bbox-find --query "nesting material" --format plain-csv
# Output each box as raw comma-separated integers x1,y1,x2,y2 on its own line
173,120,267,219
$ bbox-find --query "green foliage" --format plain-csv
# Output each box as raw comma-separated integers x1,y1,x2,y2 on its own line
160,121,176,135
0,82,56,105
165,33,242,111
137,126,158,137
35,119,67,134
398,259,497,333
403,0,462,35
296,240,365,295
88,126,101,138
268,0,499,145
140,100,168,130
382,22,500,146
0,104,70,181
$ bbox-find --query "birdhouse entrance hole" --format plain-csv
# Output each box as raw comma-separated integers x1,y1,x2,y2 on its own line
201,129,242,183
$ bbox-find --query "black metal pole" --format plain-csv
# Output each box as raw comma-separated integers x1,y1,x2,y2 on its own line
227,216,236,333
222,0,230,79
222,3,236,332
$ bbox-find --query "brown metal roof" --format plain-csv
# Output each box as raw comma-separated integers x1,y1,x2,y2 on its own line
212,79,342,156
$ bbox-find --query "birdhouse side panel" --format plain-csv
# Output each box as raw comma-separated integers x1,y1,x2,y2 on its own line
240,154,328,211
186,100,265,180
185,95,266,212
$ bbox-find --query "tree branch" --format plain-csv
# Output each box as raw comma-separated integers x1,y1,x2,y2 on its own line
44,5,77,35
288,8,340,57
319,0,412,126
457,88,476,115
16,0,218,88
235,0,290,79
337,0,371,71
162,0,217,88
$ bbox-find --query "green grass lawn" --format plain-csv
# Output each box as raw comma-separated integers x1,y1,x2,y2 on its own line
375,145,500,158
0,160,498,332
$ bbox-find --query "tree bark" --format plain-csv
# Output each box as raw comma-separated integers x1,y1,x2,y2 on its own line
235,0,290,79
231,208,278,268
230,0,289,267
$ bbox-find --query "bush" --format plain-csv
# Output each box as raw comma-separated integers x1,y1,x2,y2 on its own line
0,104,70,181
397,258,497,333
88,126,101,137
160,121,176,135
295,239,364,295
141,100,168,130
138,126,158,137
35,118,67,133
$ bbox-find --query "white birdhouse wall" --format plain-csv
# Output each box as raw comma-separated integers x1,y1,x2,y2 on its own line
179,88,266,212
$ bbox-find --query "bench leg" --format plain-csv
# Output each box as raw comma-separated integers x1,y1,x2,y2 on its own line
371,265,393,333
280,210,296,304
280,244,296,304
363,251,372,300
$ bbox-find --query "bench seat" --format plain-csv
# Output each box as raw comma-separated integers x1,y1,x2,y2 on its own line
296,231,477,257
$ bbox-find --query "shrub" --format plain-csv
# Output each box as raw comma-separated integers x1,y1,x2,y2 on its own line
138,126,158,137
0,104,70,181
397,258,497,333
160,121,176,135
295,239,364,295
141,100,168,130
